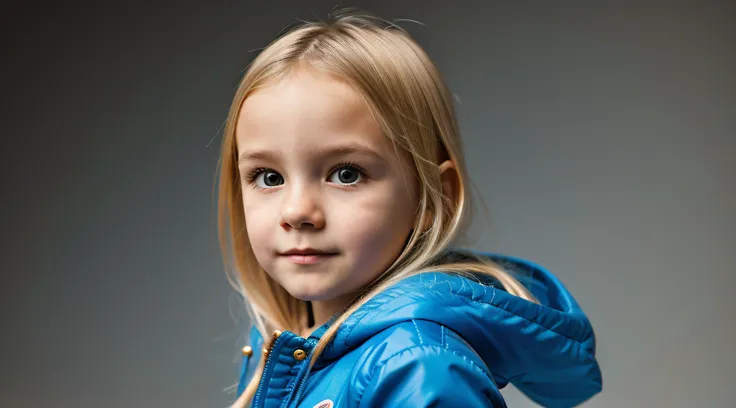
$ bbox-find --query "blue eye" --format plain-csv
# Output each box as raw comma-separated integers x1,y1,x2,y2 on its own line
328,165,362,185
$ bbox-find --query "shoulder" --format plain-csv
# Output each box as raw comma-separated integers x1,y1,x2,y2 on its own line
349,319,506,407
362,319,488,373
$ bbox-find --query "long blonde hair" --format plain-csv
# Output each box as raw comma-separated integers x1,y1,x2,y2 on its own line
217,9,536,407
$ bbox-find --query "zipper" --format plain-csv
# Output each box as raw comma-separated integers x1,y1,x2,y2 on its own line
253,330,283,408
286,362,312,407
287,317,335,407
284,338,318,407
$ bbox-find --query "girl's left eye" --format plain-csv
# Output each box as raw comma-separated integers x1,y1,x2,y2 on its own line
328,165,363,185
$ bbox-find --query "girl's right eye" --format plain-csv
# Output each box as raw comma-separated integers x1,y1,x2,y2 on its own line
251,169,284,188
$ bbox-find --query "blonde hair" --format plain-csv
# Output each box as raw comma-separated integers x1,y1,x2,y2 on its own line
217,9,536,407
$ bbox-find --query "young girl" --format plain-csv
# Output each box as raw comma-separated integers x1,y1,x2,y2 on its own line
217,10,602,408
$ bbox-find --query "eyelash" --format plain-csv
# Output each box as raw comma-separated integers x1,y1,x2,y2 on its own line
244,161,367,189
244,167,270,184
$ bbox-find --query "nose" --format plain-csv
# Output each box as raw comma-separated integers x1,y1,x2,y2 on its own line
279,184,325,230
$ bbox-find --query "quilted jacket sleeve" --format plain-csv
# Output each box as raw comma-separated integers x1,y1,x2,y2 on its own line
358,345,506,407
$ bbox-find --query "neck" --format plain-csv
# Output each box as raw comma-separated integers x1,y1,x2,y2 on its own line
301,291,358,338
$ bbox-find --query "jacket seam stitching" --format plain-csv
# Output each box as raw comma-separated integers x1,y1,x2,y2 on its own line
441,325,447,349
411,319,424,345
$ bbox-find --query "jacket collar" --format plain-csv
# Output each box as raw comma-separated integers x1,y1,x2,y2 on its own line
314,249,602,406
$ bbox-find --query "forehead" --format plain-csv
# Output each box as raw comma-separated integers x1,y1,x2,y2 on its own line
236,65,388,155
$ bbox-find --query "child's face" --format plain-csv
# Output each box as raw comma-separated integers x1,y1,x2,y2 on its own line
236,64,419,304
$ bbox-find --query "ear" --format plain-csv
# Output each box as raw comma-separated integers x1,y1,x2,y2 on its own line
420,160,460,231
438,159,460,207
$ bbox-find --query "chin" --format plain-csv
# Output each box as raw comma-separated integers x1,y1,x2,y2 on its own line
282,282,339,302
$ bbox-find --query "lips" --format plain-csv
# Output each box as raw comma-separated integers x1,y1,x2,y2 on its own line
280,248,338,265
282,248,329,255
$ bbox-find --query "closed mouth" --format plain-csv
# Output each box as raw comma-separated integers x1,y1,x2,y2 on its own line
280,250,338,265
281,248,338,256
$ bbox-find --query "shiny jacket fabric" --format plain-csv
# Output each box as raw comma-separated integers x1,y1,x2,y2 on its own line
235,250,602,407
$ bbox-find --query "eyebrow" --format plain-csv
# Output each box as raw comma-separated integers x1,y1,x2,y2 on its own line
237,143,387,164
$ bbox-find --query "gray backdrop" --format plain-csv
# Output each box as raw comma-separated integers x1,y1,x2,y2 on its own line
2,1,734,407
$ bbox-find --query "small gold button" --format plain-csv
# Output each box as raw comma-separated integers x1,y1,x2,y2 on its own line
241,346,253,357
293,349,307,361
259,329,284,358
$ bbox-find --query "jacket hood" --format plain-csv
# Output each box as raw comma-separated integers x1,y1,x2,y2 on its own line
317,249,602,407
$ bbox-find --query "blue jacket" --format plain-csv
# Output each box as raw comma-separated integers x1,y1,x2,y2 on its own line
236,250,602,407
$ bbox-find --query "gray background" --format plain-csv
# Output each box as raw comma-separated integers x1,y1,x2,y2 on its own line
2,1,734,407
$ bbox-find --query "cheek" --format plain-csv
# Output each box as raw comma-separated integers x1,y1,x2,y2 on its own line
242,194,276,251
333,185,416,264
